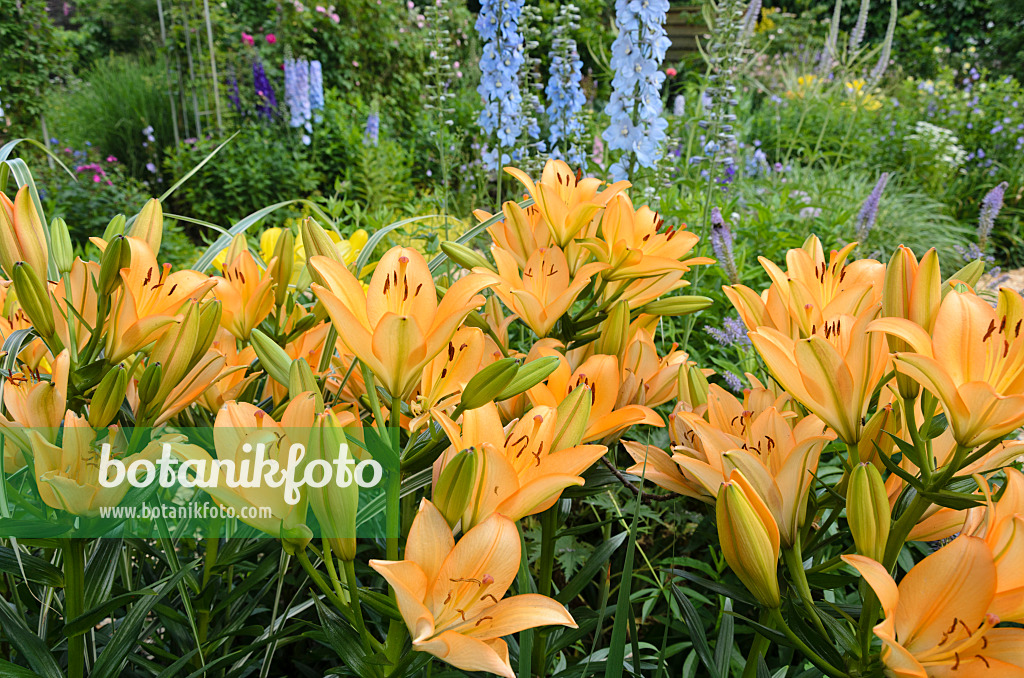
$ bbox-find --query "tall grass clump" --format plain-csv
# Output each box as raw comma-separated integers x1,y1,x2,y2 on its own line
46,54,176,178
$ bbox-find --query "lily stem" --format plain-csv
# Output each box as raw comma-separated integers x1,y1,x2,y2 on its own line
384,394,406,666
741,609,773,678
532,506,558,677
64,539,86,678
782,532,828,638
769,608,848,678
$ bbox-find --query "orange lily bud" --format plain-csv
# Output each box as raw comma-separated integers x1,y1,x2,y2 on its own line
433,447,478,527
847,462,891,562
268,227,294,307
102,214,126,240
459,358,519,411
288,357,324,409
716,470,781,608
639,295,714,318
251,328,293,387
50,218,74,275
307,410,358,560
441,241,495,273
129,198,164,257
594,301,630,357
494,355,560,401
90,364,128,428
0,187,50,280
98,235,132,297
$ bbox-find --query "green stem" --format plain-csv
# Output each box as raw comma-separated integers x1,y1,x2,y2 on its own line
769,608,848,678
196,531,220,666
782,533,827,638
384,395,406,665
296,549,352,618
532,507,558,677
64,540,86,678
741,609,773,678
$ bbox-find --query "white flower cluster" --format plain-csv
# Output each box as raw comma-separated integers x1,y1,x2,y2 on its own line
906,121,967,168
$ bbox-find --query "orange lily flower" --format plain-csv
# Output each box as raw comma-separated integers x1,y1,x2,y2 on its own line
592,193,712,280
201,328,258,411
212,249,277,340
504,159,629,247
0,186,49,279
750,305,888,444
28,413,170,517
725,236,884,339
473,244,606,338
618,319,696,407
844,536,1024,677
869,287,1024,447
106,237,216,363
0,280,48,370
409,326,489,431
527,349,663,443
965,469,1024,623
0,350,70,461
431,401,607,529
475,200,551,270
173,395,316,538
369,499,577,678
310,247,491,399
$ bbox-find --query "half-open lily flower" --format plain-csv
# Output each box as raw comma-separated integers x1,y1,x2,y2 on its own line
527,350,663,443
50,258,100,354
751,305,888,444
311,247,491,399
0,186,49,279
869,287,1024,447
725,236,883,339
431,402,606,529
505,159,629,247
201,328,258,411
473,245,607,338
212,249,276,340
844,536,1024,677
476,200,550,269
106,237,216,363
369,499,577,678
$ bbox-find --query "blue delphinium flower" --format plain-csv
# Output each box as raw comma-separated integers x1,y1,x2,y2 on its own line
855,172,889,242
602,0,671,180
977,181,1008,250
477,0,525,171
310,60,324,122
284,58,313,142
545,3,587,168
252,59,278,120
364,112,380,147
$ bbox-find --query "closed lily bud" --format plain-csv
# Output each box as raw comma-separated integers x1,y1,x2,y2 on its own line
289,357,324,408
307,411,357,560
717,470,781,608
223,233,248,268
195,300,223,363
433,447,479,528
459,358,519,411
440,241,495,273
847,462,890,562
50,218,74,276
90,365,128,428
138,361,163,407
494,355,560,401
102,214,126,241
300,217,343,270
269,228,295,307
129,198,164,257
12,262,56,341
944,258,986,294
552,383,592,452
594,301,630,357
98,235,132,297
251,328,293,387
883,247,940,399
679,363,710,408
639,295,713,318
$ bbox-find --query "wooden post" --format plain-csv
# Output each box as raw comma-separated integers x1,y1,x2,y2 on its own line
203,0,223,132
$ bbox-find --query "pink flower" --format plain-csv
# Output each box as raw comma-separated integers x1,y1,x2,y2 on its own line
330,12,339,22
93,175,101,183
241,32,255,46
106,155,118,163
265,33,276,43
352,60,359,67
665,67,677,77
316,4,325,11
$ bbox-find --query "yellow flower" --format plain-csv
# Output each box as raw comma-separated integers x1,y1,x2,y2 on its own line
369,499,577,678
844,79,883,111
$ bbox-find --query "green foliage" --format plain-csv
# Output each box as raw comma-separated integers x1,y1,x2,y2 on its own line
62,0,162,71
44,55,177,179
162,122,321,226
0,0,72,133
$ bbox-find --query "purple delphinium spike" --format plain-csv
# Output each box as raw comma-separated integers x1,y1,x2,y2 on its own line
364,112,380,147
710,207,740,284
855,172,889,243
977,181,1008,250
252,59,278,120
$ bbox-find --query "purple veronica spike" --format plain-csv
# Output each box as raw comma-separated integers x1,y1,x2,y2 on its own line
855,172,889,242
978,181,1008,249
